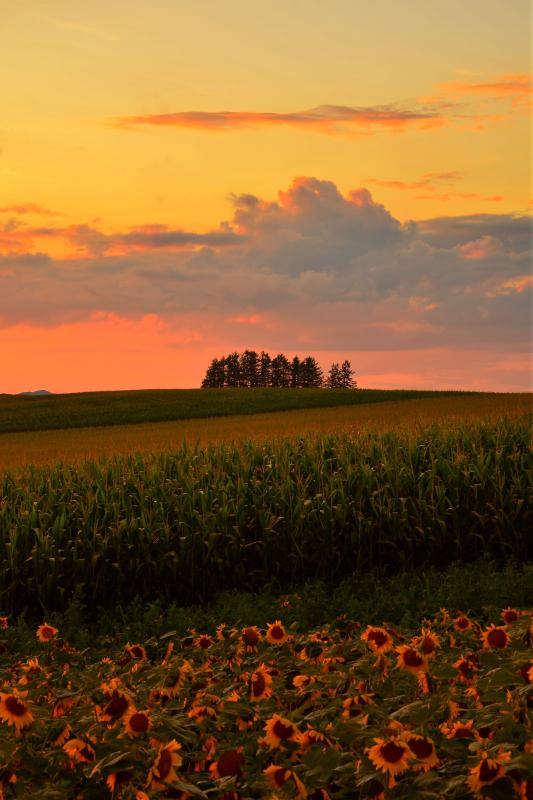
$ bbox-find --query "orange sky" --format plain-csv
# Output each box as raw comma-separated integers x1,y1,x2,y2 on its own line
1,0,531,393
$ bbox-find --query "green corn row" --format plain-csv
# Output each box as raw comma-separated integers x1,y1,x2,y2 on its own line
0,416,531,617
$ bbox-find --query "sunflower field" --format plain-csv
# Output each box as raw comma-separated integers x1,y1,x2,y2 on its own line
0,604,532,799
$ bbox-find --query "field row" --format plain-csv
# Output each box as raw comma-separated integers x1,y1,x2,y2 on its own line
0,606,531,798
1,415,531,617
1,393,531,470
0,387,485,434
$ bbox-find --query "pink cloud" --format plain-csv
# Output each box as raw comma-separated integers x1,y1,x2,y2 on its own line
112,103,444,135
458,235,503,260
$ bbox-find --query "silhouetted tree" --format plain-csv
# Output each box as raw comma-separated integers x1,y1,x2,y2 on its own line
339,359,357,389
240,349,259,387
258,350,272,387
225,352,241,387
326,362,341,388
271,354,291,387
290,355,301,388
300,356,323,388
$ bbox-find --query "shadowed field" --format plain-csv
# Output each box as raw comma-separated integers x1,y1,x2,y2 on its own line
1,392,530,470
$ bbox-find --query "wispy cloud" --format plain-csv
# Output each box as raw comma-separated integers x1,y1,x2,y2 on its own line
366,172,504,203
436,73,531,103
0,202,62,216
113,104,444,135
40,15,119,42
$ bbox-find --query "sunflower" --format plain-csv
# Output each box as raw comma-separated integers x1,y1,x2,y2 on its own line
481,625,510,650
209,747,245,779
501,607,520,624
441,719,478,740
250,664,273,702
366,737,411,788
0,691,34,733
193,634,213,650
264,714,302,749
96,680,132,724
36,623,58,643
0,616,8,630
293,674,314,693
241,626,262,651
123,708,151,736
63,738,95,764
159,659,192,699
411,628,439,657
453,655,478,683
395,645,428,675
361,626,393,654
106,770,132,795
341,696,370,724
125,642,147,660
467,750,511,795
53,722,71,746
453,615,473,632
405,734,439,771
263,766,306,799
266,621,288,645
147,740,183,790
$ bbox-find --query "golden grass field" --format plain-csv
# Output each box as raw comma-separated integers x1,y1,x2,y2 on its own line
1,393,531,471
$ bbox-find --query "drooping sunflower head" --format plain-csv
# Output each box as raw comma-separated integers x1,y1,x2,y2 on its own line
361,626,393,654
125,642,147,660
241,626,262,650
209,747,245,779
395,645,428,674
147,739,183,790
264,714,302,749
63,738,95,764
405,733,439,772
250,664,273,702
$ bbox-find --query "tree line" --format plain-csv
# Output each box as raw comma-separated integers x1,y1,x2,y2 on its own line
201,350,356,389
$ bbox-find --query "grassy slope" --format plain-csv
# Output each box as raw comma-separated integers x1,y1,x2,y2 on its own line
0,387,481,433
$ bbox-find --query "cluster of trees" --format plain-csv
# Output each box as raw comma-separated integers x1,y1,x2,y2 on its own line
201,350,356,389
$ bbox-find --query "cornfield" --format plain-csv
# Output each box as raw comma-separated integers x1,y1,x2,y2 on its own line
0,416,531,617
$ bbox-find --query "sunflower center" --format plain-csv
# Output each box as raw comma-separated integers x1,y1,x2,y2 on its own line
408,737,433,759
487,628,507,648
104,692,129,719
5,696,28,716
217,749,244,777
403,648,424,667
479,759,500,783
157,748,172,780
129,712,149,733
369,630,387,647
379,741,406,764
242,628,259,646
270,625,284,639
272,719,296,740
252,672,266,697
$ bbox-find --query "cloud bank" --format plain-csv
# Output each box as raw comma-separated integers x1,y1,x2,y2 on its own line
0,177,530,366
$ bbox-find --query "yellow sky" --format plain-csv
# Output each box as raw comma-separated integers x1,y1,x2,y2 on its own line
1,1,531,394
1,0,530,231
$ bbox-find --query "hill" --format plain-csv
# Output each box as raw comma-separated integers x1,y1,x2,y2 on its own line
0,387,482,434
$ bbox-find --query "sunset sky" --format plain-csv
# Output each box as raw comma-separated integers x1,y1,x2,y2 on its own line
1,0,531,393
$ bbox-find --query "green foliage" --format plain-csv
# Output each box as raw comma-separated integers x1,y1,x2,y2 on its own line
0,387,482,434
0,416,531,619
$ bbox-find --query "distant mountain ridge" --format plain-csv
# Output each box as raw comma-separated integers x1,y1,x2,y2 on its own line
18,390,53,396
